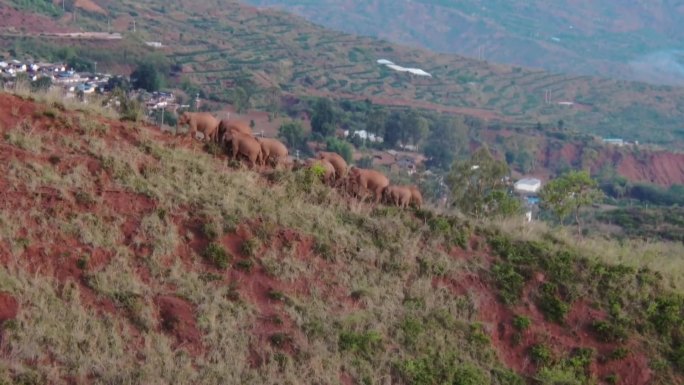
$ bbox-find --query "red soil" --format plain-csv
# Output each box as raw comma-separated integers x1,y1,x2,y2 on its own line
0,293,19,323
535,139,684,187
441,248,652,385
0,5,72,33
0,93,674,383
155,295,202,355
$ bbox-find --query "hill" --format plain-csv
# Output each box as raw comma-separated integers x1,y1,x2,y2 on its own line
2,1,684,149
1,91,684,384
244,0,684,86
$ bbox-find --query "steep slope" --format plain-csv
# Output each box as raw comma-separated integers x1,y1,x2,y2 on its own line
0,93,683,384
2,1,684,149
245,0,684,85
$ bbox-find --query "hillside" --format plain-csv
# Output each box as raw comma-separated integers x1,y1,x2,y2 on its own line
245,0,684,86
2,1,684,149
1,92,684,384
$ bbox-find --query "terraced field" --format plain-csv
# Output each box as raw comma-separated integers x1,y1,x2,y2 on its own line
3,0,684,147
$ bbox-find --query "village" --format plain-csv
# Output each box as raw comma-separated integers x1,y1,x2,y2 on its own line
0,57,177,111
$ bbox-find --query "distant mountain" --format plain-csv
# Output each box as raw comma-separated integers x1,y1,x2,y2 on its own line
3,0,684,148
244,0,684,85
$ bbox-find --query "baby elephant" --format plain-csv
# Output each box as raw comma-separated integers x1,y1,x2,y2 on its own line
383,185,413,209
256,137,288,168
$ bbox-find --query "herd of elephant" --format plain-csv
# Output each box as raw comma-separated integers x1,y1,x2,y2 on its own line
177,111,423,208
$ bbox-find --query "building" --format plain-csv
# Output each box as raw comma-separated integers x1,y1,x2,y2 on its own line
602,138,625,146
514,178,542,194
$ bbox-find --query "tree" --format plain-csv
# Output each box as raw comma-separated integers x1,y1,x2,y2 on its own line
539,170,603,235
446,147,513,219
278,120,309,155
424,117,469,170
383,111,403,148
325,137,353,163
232,87,249,113
30,76,52,92
106,76,130,93
131,62,164,92
365,107,387,138
311,98,336,137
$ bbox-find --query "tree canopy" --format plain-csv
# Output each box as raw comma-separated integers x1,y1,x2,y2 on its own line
539,170,603,234
278,120,310,156
131,62,164,92
311,98,337,137
446,147,517,219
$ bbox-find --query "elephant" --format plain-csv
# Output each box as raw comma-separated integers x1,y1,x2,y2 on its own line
347,167,390,204
316,151,348,182
408,185,423,208
383,185,412,208
303,158,336,184
178,112,220,142
256,137,288,168
222,130,262,168
218,119,252,141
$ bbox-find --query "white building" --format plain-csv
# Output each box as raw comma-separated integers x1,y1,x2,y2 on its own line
514,178,542,194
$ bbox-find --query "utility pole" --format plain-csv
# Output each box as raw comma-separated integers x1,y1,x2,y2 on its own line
62,0,65,12
133,20,136,33
161,108,164,128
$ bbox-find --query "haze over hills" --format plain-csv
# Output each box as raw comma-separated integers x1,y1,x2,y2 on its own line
3,0,684,148
245,0,684,86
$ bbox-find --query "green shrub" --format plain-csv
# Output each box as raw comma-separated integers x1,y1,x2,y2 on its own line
513,315,531,331
453,364,487,385
610,347,629,361
537,283,570,323
203,242,230,269
535,366,582,385
673,344,684,372
235,258,254,272
591,320,628,343
468,323,490,346
204,141,223,156
428,217,451,235
492,263,525,304
648,295,683,335
400,317,424,347
267,289,289,303
201,221,219,240
241,237,261,257
338,330,382,358
269,332,291,348
491,368,525,385
530,344,553,367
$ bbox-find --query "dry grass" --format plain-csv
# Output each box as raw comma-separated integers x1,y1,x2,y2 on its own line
494,217,684,290
0,97,682,384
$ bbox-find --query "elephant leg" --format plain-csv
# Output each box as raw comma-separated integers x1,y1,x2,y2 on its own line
374,187,384,204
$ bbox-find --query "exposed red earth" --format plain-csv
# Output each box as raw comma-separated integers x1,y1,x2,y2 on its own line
0,93,678,384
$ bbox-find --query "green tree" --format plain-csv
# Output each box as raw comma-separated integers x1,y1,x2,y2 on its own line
131,62,164,92
424,117,469,170
539,170,604,235
311,98,336,137
278,120,309,155
232,87,249,113
30,76,52,92
106,76,131,92
325,137,353,163
365,107,387,138
383,111,403,148
446,147,512,219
